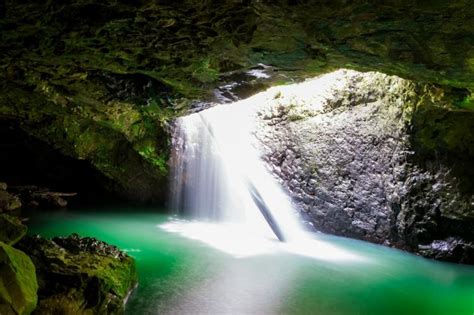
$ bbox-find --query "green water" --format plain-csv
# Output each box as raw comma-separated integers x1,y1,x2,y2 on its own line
28,208,474,315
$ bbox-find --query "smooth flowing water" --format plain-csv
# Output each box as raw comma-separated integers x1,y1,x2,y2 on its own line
170,91,307,243
28,208,474,315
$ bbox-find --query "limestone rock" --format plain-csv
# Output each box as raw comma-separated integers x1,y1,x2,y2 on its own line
0,242,38,315
17,234,137,314
255,69,474,263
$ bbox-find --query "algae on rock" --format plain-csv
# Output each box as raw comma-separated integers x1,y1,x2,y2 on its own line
0,242,38,315
17,234,137,315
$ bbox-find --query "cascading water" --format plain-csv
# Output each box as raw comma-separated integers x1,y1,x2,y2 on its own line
169,95,305,243
164,76,364,261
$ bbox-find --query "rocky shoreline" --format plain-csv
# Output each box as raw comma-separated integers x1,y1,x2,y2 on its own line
0,182,137,314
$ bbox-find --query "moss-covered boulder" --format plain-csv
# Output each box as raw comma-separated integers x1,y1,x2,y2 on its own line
17,234,137,315
0,242,38,315
0,215,27,246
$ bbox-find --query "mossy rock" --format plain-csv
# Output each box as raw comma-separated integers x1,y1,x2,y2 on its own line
0,242,38,315
0,215,27,246
0,191,22,213
17,234,137,315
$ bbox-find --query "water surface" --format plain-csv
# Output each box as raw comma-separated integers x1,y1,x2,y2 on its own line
28,208,474,315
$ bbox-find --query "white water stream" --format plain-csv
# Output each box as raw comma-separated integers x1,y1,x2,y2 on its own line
169,95,303,241
164,73,366,261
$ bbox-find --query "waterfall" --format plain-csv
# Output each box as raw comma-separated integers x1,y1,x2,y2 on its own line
169,97,303,242
164,75,366,261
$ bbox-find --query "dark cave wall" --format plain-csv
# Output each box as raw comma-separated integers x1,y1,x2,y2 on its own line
1,0,473,202
0,120,121,205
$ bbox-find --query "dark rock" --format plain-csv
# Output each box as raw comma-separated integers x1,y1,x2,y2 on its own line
418,238,474,264
17,234,137,314
10,186,76,209
0,241,38,315
0,121,122,205
0,190,21,213
0,214,27,245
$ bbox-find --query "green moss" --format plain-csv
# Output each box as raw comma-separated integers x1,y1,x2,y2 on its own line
0,242,38,315
137,142,168,175
18,234,137,314
287,113,306,121
454,95,474,110
0,215,27,246
2,0,473,203
190,58,219,84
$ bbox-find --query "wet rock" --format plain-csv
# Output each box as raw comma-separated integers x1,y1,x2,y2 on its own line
0,214,27,245
418,238,474,264
255,70,474,263
17,234,137,314
0,242,38,315
10,186,76,209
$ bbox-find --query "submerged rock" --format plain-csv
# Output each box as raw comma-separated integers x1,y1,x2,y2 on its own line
255,70,474,263
17,234,137,315
0,242,38,315
0,214,27,246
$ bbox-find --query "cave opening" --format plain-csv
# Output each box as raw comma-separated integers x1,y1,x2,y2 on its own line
0,120,121,207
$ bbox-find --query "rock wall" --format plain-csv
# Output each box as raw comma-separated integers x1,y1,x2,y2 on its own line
1,1,473,202
0,200,138,314
255,70,474,263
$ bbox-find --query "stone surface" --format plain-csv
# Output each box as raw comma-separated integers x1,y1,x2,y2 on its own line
10,186,76,210
0,214,27,246
255,70,474,263
17,234,137,315
0,1,473,202
0,241,38,315
418,238,474,264
0,190,21,213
